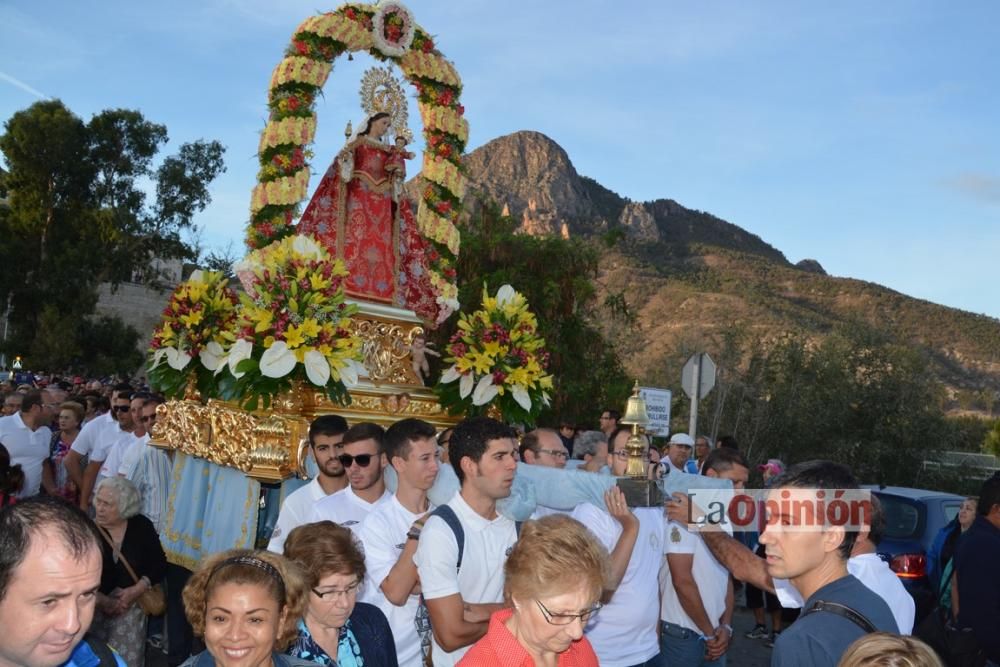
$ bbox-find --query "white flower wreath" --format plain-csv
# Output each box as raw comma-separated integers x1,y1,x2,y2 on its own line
372,0,415,58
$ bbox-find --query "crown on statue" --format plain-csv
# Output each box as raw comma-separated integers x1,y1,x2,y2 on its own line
360,66,409,140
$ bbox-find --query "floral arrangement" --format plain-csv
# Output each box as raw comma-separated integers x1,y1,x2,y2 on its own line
248,0,467,318
148,271,239,399
372,1,415,57
225,235,364,410
436,285,553,424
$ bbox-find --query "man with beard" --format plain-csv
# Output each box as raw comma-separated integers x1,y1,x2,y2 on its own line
268,415,349,552
310,421,391,530
358,418,441,666
414,417,519,666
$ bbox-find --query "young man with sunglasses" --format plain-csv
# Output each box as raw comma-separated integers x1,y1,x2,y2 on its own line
310,421,391,530
414,416,519,666
358,418,441,666
268,414,349,553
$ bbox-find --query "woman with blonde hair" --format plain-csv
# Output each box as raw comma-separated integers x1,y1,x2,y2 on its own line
459,514,609,666
837,632,943,667
181,549,314,667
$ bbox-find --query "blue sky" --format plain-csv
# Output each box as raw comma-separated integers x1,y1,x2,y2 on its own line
2,1,998,317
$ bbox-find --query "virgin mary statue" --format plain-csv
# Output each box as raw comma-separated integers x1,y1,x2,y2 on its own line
297,111,440,323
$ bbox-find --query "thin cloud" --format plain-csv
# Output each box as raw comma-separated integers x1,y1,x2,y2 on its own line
945,173,1000,205
0,71,50,100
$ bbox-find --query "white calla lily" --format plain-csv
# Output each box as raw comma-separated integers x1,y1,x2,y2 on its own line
440,365,460,383
151,348,167,369
292,235,322,259
165,347,192,371
259,341,297,378
495,284,517,307
511,385,532,412
304,350,331,386
459,372,474,399
339,359,362,387
188,269,204,283
472,375,499,406
199,341,226,372
228,339,254,378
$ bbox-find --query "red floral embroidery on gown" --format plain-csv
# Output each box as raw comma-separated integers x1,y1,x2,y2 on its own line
297,139,440,324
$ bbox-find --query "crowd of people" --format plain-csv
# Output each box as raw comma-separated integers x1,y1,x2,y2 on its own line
2,384,999,667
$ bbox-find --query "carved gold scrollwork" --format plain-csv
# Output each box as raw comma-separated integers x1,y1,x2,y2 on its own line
350,317,423,384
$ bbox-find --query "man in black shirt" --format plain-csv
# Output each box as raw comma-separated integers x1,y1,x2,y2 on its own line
954,472,1000,666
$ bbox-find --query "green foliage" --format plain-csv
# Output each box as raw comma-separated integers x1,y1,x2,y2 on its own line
74,315,145,377
0,99,226,373
433,201,632,425
690,321,950,487
985,420,1000,458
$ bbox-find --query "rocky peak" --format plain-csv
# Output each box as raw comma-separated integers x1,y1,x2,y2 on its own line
462,131,604,235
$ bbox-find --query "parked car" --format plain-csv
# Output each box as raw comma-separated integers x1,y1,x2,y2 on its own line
864,485,965,622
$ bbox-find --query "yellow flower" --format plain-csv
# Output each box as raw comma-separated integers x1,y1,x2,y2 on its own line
300,318,321,339
253,309,274,333
284,325,306,349
467,351,494,375
482,340,502,357
309,274,330,291
180,310,204,328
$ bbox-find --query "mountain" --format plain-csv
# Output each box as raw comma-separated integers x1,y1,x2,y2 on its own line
449,131,1000,404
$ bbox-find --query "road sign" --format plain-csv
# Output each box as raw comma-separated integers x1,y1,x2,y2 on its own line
682,353,716,400
639,387,672,437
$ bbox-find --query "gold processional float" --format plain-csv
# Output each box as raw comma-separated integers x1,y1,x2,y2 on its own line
145,2,659,563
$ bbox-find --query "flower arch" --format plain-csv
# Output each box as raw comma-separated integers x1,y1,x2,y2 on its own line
248,1,467,310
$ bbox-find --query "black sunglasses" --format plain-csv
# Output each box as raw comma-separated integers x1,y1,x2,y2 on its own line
113,405,131,413
338,453,374,468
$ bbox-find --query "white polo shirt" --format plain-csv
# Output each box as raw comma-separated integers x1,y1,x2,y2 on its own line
414,491,517,667
267,477,335,553
571,504,663,667
661,520,730,633
773,553,915,634
98,430,138,481
69,411,115,458
0,412,52,498
117,432,150,478
357,494,435,666
309,485,392,530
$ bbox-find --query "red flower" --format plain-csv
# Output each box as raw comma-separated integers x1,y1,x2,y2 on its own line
287,96,300,111
294,40,309,55
435,201,452,214
492,371,507,385
438,89,454,106
457,104,465,116
422,39,434,53
345,8,356,19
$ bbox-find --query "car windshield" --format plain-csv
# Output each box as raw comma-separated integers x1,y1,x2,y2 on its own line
878,494,922,539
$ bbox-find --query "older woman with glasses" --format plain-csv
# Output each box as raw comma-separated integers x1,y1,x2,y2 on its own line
459,514,609,667
283,521,398,666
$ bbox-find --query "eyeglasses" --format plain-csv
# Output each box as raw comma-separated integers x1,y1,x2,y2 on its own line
113,405,131,413
338,453,374,468
312,579,361,601
538,449,568,460
535,599,601,626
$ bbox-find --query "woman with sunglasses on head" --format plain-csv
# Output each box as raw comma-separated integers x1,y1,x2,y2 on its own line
181,549,315,667
459,514,608,667
283,521,398,666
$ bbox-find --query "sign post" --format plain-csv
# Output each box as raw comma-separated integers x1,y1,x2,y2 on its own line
639,387,672,437
681,353,717,437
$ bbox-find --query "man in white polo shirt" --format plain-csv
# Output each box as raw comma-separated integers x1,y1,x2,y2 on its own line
358,418,440,666
570,431,655,667
660,448,747,666
413,416,518,666
310,422,391,530
0,390,54,498
268,414,349,552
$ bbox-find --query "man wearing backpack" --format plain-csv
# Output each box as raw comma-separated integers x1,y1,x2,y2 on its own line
0,496,125,667
757,461,897,666
413,416,518,666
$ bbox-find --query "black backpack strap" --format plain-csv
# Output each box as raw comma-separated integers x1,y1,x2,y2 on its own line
804,600,878,634
430,505,465,571
82,634,119,666
515,520,523,536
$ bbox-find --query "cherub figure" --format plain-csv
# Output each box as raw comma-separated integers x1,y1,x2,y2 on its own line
409,334,440,384
388,134,415,201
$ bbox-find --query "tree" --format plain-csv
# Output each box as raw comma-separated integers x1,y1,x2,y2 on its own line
431,200,632,425
0,100,226,372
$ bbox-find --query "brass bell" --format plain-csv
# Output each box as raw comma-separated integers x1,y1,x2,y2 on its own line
620,380,650,426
